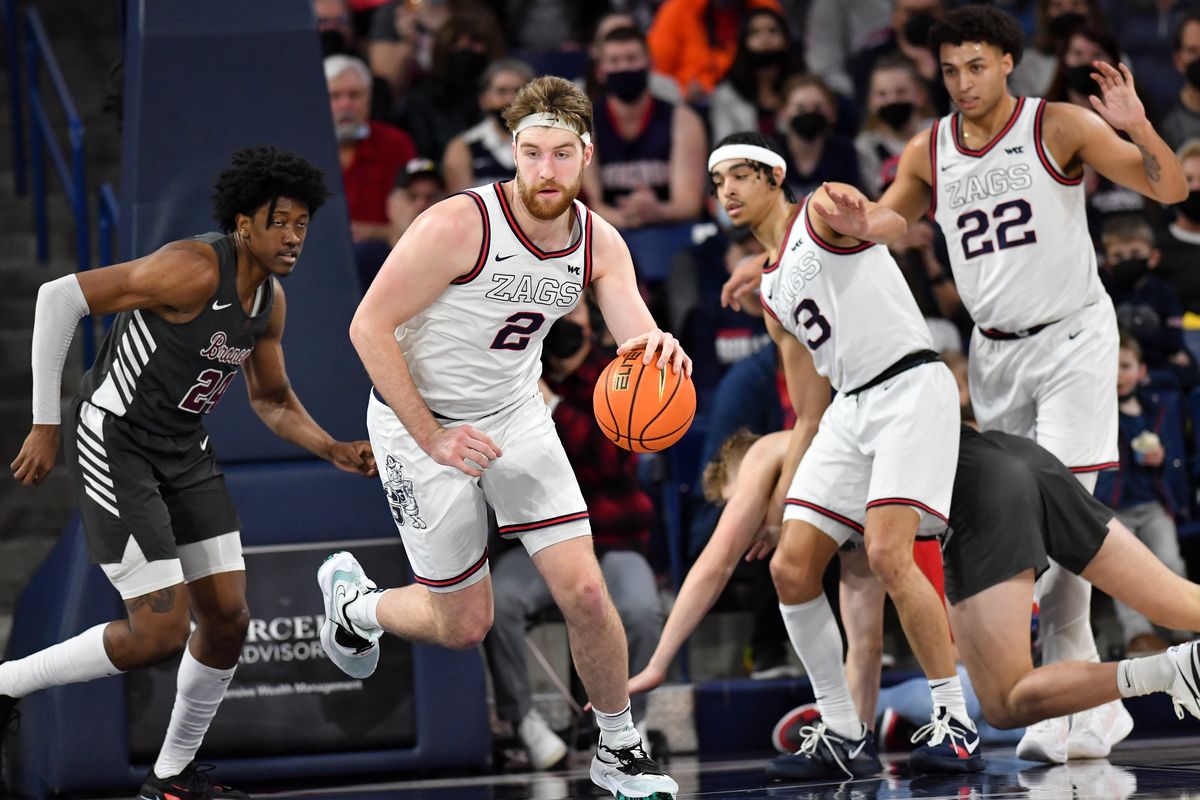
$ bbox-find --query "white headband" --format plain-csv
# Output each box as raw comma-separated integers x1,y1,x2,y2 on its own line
707,144,786,175
513,112,593,147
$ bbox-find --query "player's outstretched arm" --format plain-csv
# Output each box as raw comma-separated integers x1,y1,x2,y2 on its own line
1064,62,1187,204
11,241,217,486
629,433,788,696
720,251,769,314
878,128,935,224
589,215,693,376
350,196,502,478
810,181,908,246
243,284,376,477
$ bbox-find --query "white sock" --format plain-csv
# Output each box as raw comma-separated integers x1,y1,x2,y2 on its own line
153,646,236,779
345,588,388,632
1117,652,1175,698
594,701,639,749
1036,562,1100,664
780,598,862,739
0,624,120,697
930,675,973,728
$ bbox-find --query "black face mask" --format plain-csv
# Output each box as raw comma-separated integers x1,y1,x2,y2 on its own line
446,50,488,85
1186,59,1200,90
605,69,649,103
1048,11,1087,39
543,319,586,360
790,111,829,140
1111,258,1150,291
320,29,352,56
747,48,787,69
491,108,507,128
903,12,936,48
877,101,915,130
1178,190,1200,222
1064,64,1100,97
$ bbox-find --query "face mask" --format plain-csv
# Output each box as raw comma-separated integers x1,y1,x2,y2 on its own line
1110,258,1150,291
491,108,507,129
747,49,786,69
1064,64,1100,97
543,319,586,359
1048,11,1086,39
877,101,915,130
1186,59,1200,90
335,121,371,143
605,69,649,103
1178,189,1200,222
903,12,936,48
320,30,351,56
446,50,488,84
790,111,829,140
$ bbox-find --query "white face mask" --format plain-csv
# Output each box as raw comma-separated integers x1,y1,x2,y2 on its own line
335,121,370,144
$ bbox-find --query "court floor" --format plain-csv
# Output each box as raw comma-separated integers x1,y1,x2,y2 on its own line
207,739,1200,800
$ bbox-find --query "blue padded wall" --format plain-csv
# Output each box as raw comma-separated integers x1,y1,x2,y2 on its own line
118,0,369,462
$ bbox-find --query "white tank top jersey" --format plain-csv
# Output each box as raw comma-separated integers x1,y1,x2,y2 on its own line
931,97,1104,332
759,196,935,393
396,182,592,418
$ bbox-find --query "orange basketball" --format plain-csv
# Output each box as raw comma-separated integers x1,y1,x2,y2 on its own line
593,349,696,453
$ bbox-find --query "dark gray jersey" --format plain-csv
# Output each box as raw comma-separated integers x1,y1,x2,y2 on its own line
78,232,275,437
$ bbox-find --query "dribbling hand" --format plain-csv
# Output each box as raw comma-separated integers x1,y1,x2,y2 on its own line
617,329,693,377
426,424,502,478
10,425,59,487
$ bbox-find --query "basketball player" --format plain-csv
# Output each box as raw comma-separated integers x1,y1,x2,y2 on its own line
627,427,1200,768
318,76,685,800
5,147,376,799
707,133,982,780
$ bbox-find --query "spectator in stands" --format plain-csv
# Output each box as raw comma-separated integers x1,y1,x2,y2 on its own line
583,13,682,103
1096,333,1191,656
582,27,707,230
402,10,505,160
850,0,949,115
1010,0,1107,98
1159,140,1200,361
854,55,935,199
1100,216,1197,388
1162,11,1200,152
775,74,862,199
709,8,805,145
326,54,416,244
497,2,606,60
483,302,663,770
316,0,359,56
803,0,892,99
888,218,967,354
366,0,459,103
386,157,447,246
442,59,533,193
1101,1,1197,115
646,0,783,103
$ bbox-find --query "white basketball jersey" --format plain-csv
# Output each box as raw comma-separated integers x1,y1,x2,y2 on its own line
931,97,1104,332
759,197,934,393
397,183,590,418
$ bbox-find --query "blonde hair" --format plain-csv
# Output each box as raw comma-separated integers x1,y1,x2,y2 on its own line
701,429,761,503
503,76,594,141
1100,214,1156,252
1177,138,1200,164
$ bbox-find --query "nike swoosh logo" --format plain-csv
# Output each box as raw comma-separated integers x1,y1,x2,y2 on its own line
1068,329,1083,339
940,164,952,171
847,740,866,758
212,300,233,310
494,253,518,262
200,436,209,451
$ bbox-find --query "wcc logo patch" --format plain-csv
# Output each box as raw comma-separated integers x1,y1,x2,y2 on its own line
383,455,426,529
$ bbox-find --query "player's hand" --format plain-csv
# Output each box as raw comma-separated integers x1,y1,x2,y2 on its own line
745,523,780,561
721,254,766,312
10,424,60,487
813,182,871,240
617,330,693,377
628,663,667,696
1088,61,1147,132
426,424,502,478
328,440,377,477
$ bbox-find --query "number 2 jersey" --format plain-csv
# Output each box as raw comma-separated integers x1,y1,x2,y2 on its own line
78,232,273,437
759,196,934,393
396,182,592,419
931,96,1104,332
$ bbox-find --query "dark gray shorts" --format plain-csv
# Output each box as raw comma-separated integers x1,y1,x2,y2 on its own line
941,428,1113,604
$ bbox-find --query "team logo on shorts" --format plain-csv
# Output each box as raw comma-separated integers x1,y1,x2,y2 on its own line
383,455,426,530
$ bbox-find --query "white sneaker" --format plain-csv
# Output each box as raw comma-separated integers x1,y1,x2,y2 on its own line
317,551,382,679
1016,716,1069,764
1067,700,1133,759
591,733,678,799
1166,640,1200,720
518,709,568,771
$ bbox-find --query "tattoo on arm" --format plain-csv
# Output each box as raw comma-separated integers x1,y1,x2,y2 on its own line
125,586,177,614
1138,143,1162,183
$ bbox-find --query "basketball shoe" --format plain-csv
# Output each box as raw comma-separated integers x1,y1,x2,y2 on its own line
909,708,983,773
138,762,247,800
318,551,383,679
1067,700,1133,759
1166,640,1200,720
590,730,678,799
518,708,568,771
1015,716,1069,764
765,721,882,781
771,702,821,753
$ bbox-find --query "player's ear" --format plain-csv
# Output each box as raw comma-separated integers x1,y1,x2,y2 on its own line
1001,51,1013,77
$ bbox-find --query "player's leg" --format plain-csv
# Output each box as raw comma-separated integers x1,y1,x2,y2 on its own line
839,547,885,726
1110,505,1173,653
599,550,664,728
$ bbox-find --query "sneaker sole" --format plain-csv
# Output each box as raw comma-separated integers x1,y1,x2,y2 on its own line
590,757,678,799
909,750,984,774
771,704,819,754
319,618,379,679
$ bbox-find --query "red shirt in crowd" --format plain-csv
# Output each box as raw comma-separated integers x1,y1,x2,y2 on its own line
342,120,416,224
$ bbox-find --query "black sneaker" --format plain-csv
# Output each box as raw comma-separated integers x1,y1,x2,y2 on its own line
139,762,248,800
590,736,679,798
766,721,882,781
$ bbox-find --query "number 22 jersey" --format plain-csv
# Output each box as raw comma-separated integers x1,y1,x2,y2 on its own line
931,97,1104,332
